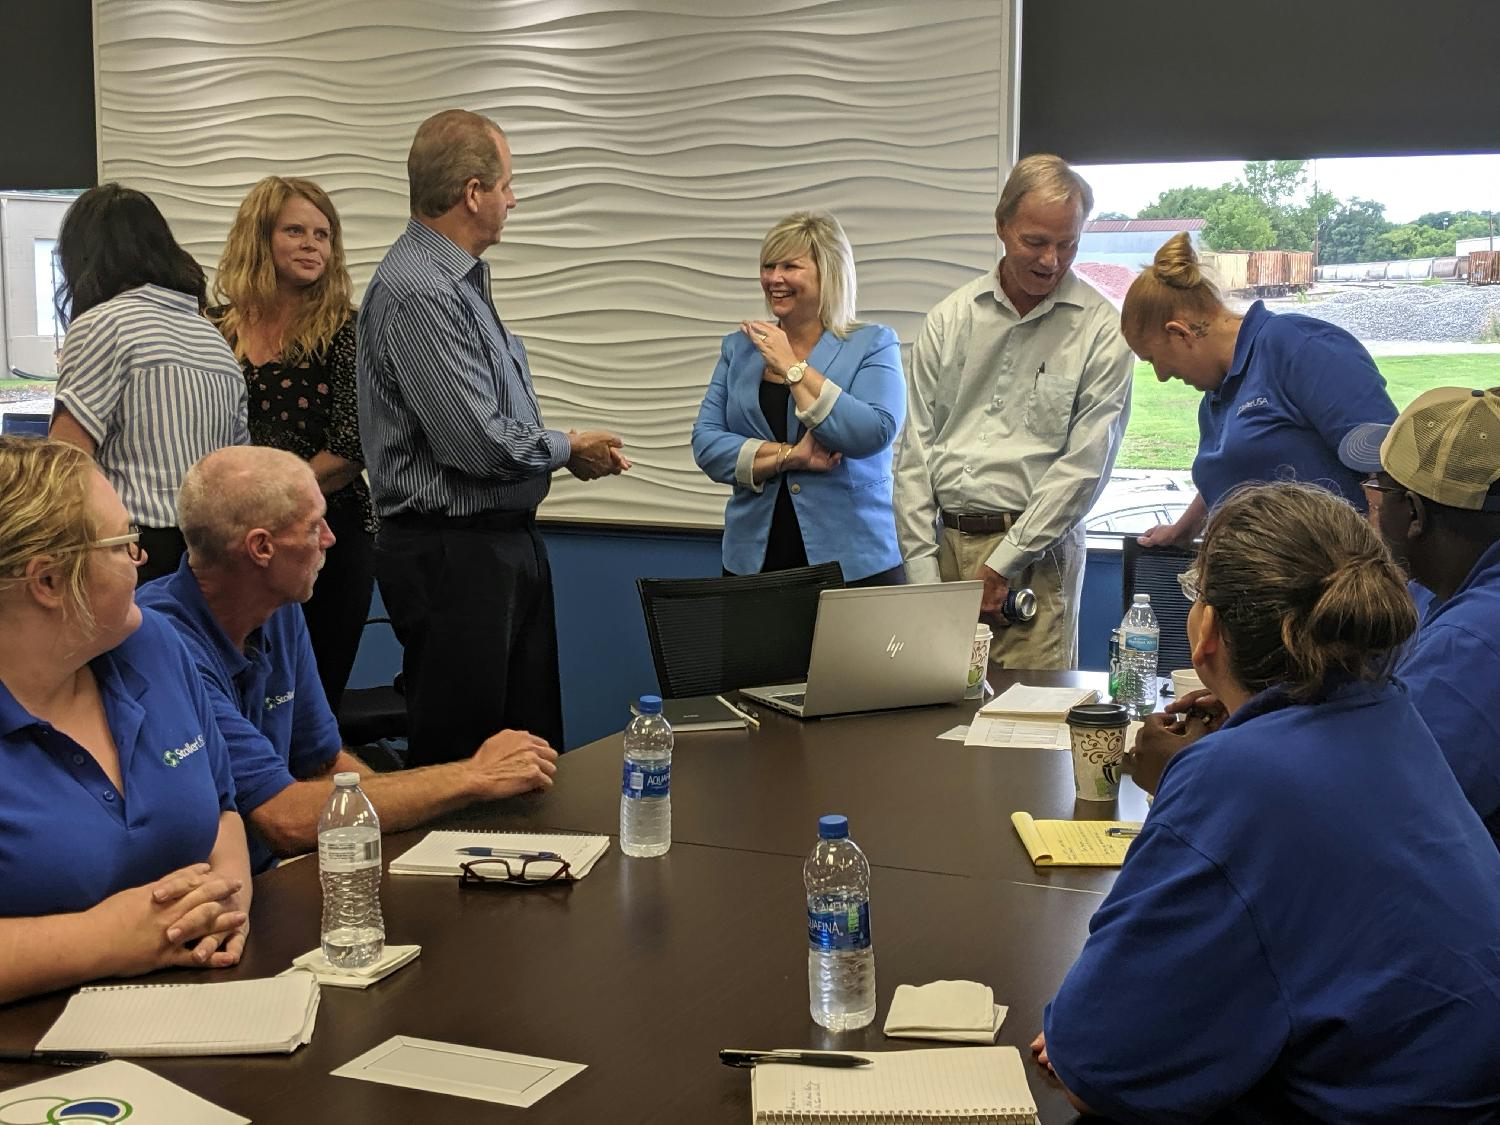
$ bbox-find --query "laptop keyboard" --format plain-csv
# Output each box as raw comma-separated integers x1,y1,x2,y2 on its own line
779,693,806,708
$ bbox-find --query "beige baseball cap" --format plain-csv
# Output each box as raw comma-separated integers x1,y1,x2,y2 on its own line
1339,387,1500,512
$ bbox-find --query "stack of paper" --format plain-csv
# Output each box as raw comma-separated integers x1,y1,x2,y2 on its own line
389,831,610,878
882,980,1006,1043
979,683,1099,720
36,974,319,1056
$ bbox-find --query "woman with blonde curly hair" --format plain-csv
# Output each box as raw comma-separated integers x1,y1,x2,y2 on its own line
1122,232,1396,548
1034,482,1500,1120
0,438,252,1004
212,176,372,715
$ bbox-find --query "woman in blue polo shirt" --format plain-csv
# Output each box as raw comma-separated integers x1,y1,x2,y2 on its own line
1123,233,1396,548
0,439,253,1004
1033,482,1500,1121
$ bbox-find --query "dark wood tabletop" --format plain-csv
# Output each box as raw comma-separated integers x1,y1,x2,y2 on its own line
0,670,1137,1123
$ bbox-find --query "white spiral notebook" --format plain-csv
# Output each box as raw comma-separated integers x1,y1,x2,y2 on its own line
35,974,319,1057
389,830,610,879
751,1046,1038,1124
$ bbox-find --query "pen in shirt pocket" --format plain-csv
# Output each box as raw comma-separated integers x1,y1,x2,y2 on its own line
1034,360,1047,388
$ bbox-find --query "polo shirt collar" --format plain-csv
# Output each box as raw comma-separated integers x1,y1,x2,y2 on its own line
1433,538,1500,618
1226,300,1272,380
404,219,483,281
984,266,1088,319
161,554,256,678
0,639,150,738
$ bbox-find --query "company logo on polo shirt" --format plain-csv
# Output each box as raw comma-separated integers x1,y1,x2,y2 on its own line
162,733,204,768
0,1093,131,1123
265,689,295,711
1237,395,1271,416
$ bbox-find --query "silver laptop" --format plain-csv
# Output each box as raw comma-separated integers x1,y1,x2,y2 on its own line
740,581,983,719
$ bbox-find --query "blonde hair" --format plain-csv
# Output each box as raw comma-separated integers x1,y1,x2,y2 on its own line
995,154,1093,226
213,176,354,363
761,211,862,338
0,438,102,628
1197,482,1417,702
178,446,316,569
408,109,505,219
1121,232,1227,344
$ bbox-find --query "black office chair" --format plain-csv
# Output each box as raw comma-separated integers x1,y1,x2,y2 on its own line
1121,538,1198,677
636,563,845,698
336,617,408,771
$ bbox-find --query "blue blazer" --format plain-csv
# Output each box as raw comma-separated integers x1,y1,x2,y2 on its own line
691,323,906,581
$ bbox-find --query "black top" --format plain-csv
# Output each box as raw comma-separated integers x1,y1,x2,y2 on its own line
211,309,376,533
756,380,808,573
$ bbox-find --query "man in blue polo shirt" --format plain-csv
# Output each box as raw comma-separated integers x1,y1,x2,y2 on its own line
139,446,561,872
1340,386,1500,846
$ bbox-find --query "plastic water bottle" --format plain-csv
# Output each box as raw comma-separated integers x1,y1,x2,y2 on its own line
318,772,384,969
1118,594,1160,718
805,814,875,1031
620,695,672,857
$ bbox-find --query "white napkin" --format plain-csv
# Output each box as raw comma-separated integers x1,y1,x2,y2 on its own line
882,979,1007,1043
281,944,421,989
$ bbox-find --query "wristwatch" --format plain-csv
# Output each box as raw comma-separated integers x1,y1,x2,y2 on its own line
785,361,808,385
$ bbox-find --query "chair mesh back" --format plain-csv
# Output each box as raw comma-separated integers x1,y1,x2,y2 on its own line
636,563,845,698
1122,539,1197,676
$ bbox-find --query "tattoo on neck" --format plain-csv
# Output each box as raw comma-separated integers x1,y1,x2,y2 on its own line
1188,321,1209,339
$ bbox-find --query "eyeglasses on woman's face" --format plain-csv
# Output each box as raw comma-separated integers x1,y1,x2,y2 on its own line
84,526,145,564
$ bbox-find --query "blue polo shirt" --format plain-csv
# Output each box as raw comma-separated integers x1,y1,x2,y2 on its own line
1194,301,1396,511
1045,680,1500,1123
137,557,341,873
1400,540,1500,848
0,609,236,918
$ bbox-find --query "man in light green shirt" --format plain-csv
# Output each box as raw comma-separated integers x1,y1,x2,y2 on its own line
892,154,1133,669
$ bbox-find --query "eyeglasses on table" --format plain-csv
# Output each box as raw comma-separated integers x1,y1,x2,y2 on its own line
458,857,572,887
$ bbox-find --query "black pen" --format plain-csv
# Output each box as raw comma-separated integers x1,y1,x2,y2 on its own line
0,1048,111,1067
719,1049,871,1069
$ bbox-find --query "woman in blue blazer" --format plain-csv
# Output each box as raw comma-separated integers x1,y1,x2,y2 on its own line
691,212,906,584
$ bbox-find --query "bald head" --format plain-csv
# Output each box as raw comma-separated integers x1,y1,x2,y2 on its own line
179,446,317,568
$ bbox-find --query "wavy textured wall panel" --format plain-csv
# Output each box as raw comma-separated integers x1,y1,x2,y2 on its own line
97,0,1010,527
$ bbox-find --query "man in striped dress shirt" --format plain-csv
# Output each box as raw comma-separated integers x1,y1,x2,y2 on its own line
359,109,628,765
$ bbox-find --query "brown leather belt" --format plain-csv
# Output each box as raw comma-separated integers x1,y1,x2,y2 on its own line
941,511,1018,534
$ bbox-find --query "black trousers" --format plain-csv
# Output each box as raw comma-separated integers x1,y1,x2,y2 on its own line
135,526,187,584
374,512,564,766
301,500,375,717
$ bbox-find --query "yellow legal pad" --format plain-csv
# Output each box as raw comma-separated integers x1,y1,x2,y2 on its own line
1010,812,1142,867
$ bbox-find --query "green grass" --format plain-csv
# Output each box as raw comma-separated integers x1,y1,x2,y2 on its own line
1119,353,1500,470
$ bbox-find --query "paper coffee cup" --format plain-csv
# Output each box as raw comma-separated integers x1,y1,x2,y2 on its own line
1066,702,1130,802
1171,668,1205,699
966,624,993,699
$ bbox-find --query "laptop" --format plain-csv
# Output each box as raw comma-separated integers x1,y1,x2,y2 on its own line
739,581,983,719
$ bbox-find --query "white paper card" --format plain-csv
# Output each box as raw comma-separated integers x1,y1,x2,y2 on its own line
964,717,1071,749
0,1060,248,1124
936,725,969,742
331,1036,585,1107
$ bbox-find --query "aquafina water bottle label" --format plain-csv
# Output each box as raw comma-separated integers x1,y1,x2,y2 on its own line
807,902,872,951
621,760,671,799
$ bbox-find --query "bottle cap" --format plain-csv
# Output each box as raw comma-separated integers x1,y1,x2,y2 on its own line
637,694,663,715
818,814,849,839
333,771,360,787
1133,593,1151,604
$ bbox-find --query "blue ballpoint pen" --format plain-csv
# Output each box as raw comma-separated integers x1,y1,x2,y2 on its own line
455,847,562,860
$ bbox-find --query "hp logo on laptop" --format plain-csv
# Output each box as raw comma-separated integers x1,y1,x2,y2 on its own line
886,635,905,658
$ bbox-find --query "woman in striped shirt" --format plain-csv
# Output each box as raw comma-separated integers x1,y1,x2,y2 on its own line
50,184,248,582
211,177,371,715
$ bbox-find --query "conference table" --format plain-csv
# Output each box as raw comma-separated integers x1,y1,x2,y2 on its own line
0,670,1152,1123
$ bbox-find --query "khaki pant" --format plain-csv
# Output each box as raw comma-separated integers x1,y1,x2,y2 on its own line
937,524,1085,670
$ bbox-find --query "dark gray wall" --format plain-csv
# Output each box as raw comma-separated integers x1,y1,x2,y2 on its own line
0,0,96,189
1021,0,1500,163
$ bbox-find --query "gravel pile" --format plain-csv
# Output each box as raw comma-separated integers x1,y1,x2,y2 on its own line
1280,284,1500,343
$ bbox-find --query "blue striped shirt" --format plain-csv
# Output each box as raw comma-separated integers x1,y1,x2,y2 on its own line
357,220,570,517
54,284,249,528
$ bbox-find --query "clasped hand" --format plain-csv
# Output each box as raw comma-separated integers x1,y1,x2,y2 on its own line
98,862,249,978
1125,688,1227,795
566,429,631,481
784,429,840,473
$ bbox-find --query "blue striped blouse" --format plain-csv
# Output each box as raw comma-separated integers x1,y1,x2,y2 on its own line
357,220,570,518
54,284,249,528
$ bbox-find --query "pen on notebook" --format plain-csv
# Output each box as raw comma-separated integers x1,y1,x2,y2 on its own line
714,694,761,730
718,1049,870,1069
0,1049,110,1067
1105,827,1141,838
455,847,562,860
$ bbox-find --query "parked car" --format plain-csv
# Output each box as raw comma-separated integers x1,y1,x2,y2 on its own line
1084,472,1194,536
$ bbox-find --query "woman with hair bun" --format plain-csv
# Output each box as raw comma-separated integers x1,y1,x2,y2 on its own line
1033,482,1500,1121
1122,232,1396,547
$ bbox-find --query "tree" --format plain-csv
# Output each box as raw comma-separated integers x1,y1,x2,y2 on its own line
1319,197,1390,264
1242,159,1307,209
1137,185,1226,221
1203,192,1276,251
1096,210,1131,220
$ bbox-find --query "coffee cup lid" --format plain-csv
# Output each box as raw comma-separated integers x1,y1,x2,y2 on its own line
1067,702,1131,727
